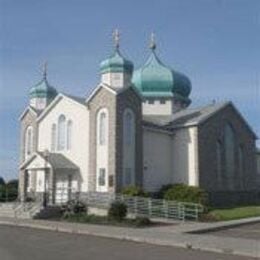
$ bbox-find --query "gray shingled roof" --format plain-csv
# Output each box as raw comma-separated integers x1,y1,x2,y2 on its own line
63,93,86,105
143,101,230,130
38,152,79,170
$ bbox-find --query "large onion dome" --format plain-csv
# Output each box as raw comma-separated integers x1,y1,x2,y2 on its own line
132,38,191,105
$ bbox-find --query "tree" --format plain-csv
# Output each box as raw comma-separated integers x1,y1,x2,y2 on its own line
0,176,5,186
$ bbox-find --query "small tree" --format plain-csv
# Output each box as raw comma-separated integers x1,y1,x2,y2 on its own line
121,186,148,197
164,183,208,206
108,201,127,222
0,177,5,186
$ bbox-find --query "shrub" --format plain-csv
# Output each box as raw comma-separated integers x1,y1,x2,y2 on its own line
108,201,127,222
61,200,87,217
157,184,175,199
163,183,208,206
134,217,151,227
121,186,148,197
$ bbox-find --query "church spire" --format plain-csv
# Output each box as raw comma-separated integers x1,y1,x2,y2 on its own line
149,32,156,51
112,28,120,50
42,61,48,80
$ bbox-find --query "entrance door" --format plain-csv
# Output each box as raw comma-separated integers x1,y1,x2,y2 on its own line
55,175,69,204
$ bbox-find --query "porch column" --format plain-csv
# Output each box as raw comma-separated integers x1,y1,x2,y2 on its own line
49,168,55,204
19,169,27,202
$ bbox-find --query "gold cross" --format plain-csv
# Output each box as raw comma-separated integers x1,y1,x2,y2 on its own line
43,61,48,79
113,29,120,49
150,32,156,50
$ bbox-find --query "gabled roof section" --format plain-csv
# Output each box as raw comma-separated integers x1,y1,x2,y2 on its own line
20,151,78,170
36,93,87,123
19,106,42,121
143,101,257,138
85,83,143,104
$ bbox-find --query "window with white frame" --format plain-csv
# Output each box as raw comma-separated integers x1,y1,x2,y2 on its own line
25,126,33,159
98,168,106,186
51,124,56,151
67,120,72,150
98,109,108,146
57,115,66,151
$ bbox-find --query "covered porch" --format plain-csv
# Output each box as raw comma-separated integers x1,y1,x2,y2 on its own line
20,151,79,205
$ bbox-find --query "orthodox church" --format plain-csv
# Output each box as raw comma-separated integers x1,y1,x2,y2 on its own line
19,32,258,206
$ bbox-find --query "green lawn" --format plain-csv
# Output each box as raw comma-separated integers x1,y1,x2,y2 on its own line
206,206,260,221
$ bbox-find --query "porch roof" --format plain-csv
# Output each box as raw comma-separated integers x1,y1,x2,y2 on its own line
20,152,79,170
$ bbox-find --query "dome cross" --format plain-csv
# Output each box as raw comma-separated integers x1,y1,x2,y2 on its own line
42,61,48,80
112,28,120,49
149,32,156,50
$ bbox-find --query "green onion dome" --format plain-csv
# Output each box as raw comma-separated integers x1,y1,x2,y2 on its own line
100,48,134,75
29,74,57,100
132,47,191,104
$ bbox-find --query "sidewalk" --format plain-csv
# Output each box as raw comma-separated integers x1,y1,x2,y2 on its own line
0,216,259,258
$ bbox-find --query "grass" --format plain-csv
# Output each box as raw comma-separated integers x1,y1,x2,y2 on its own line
202,206,260,221
62,213,153,228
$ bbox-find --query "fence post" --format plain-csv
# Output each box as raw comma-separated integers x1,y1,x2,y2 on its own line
148,198,152,217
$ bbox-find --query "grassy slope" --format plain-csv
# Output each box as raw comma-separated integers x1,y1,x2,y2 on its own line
209,206,260,221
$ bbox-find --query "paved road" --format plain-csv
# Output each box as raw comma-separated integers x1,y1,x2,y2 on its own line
0,225,255,260
208,222,260,240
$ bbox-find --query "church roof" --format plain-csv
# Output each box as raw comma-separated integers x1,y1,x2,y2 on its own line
62,93,86,105
143,101,257,138
38,152,78,170
20,152,78,170
143,102,230,128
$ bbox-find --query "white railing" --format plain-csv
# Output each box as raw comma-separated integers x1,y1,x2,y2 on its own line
74,192,204,221
32,189,204,221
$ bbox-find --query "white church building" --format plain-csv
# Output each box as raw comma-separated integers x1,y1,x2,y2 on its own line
19,32,259,206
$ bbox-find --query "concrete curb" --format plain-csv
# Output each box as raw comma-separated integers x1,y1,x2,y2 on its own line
0,218,259,259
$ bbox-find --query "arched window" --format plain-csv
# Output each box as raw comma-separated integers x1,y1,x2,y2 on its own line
51,124,56,151
238,145,244,175
57,115,66,151
67,120,72,150
124,110,134,145
216,140,222,182
99,111,107,146
25,126,33,158
224,123,236,177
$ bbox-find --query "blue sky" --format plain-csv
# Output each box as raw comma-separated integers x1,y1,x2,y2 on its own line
0,0,259,180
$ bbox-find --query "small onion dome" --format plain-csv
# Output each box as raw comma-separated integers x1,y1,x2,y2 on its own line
132,49,191,104
99,48,134,75
29,75,57,100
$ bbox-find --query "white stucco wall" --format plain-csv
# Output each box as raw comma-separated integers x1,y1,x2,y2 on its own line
101,72,131,89
142,99,173,116
143,126,199,192
143,128,173,192
37,96,90,192
172,127,199,186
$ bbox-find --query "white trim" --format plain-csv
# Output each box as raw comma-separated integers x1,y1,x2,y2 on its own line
36,93,87,123
85,83,143,105
19,106,38,121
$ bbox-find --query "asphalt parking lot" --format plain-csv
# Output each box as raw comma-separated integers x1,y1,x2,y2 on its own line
0,225,255,260
207,222,260,240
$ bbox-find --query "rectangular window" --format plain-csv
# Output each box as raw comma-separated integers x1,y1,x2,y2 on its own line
160,99,166,104
148,99,154,104
98,168,106,186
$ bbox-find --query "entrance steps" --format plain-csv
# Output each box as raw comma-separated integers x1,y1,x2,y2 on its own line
0,203,61,219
